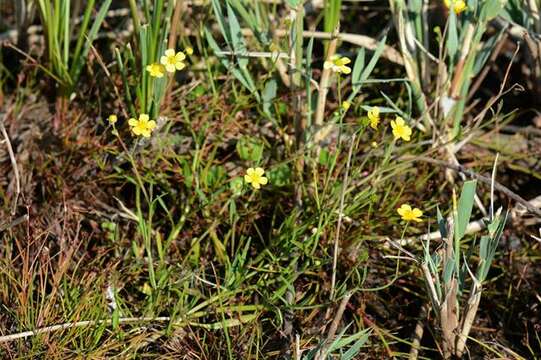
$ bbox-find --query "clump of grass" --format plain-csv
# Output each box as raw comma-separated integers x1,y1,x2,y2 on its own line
35,0,112,122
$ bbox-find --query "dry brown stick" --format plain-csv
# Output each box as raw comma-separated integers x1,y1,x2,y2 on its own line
240,28,403,65
315,292,352,360
1,110,20,215
467,32,508,102
330,133,356,301
408,304,428,360
405,155,541,217
314,25,340,129
0,317,171,343
168,0,184,49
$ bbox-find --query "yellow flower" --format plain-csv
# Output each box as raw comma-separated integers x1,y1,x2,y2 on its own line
146,63,165,78
244,167,268,190
128,114,157,138
341,101,351,111
160,48,186,73
397,204,423,222
371,141,378,148
108,114,118,125
368,107,380,129
390,116,412,141
444,0,467,14
323,55,351,74
185,47,194,55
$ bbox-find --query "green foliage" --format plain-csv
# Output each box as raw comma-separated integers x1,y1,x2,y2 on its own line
422,180,508,357
207,0,259,100
236,136,264,162
36,0,112,96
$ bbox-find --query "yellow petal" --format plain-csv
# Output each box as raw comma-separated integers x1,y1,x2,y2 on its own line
244,174,252,183
164,48,176,57
412,208,423,217
139,114,149,122
259,176,268,185
254,167,265,176
252,182,261,189
399,204,412,212
340,57,351,65
175,52,186,61
175,61,186,70
128,118,138,126
147,120,157,130
246,168,256,177
395,116,405,126
142,129,151,137
323,61,333,69
341,66,351,74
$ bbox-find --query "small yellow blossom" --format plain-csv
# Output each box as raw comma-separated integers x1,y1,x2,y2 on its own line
185,47,194,55
368,107,380,129
444,0,467,14
371,141,378,148
341,101,351,111
146,63,165,78
390,116,412,142
323,55,351,74
108,114,118,125
128,114,157,138
244,167,268,190
397,204,423,222
160,48,186,73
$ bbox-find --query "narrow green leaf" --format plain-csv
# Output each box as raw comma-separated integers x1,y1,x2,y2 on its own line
437,206,447,239
226,2,248,69
447,11,458,61
69,0,112,87
262,79,277,117
455,180,477,241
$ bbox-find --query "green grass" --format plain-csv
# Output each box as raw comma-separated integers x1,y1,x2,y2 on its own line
1,0,541,358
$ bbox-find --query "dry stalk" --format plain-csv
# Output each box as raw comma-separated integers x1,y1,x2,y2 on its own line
330,133,356,301
408,304,428,360
314,25,340,129
315,292,352,360
449,23,476,98
439,218,458,358
456,280,482,357
168,0,184,49
0,110,20,215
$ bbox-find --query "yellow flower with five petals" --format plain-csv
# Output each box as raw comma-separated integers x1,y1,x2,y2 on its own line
146,63,165,78
128,114,157,138
160,49,186,73
397,204,423,222
244,167,268,190
323,55,351,74
390,116,412,142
